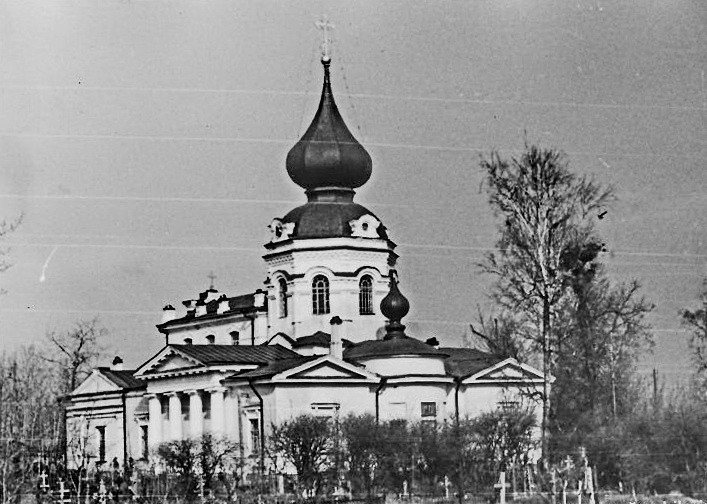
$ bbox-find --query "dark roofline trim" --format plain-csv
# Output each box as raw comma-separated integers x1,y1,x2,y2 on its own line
263,243,398,259
157,308,267,334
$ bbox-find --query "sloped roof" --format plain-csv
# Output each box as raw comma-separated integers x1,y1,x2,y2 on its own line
292,331,354,349
344,336,448,360
441,347,505,378
228,356,318,380
170,344,299,366
96,368,145,390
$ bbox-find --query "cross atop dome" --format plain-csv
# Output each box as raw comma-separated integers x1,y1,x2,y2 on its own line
315,17,335,63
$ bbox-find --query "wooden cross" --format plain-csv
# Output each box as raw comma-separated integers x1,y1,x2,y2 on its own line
207,271,217,289
315,17,335,61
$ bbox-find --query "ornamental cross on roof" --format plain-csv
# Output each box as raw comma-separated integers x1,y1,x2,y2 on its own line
207,271,217,289
315,17,335,61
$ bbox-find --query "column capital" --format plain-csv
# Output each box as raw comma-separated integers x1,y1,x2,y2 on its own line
145,393,161,400
206,386,228,394
185,389,201,396
165,391,181,397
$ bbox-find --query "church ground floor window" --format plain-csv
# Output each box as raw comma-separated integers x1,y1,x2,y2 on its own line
249,418,260,456
96,426,106,463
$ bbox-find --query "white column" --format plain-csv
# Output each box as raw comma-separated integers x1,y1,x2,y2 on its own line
209,387,226,436
188,390,203,438
147,394,162,448
167,392,183,440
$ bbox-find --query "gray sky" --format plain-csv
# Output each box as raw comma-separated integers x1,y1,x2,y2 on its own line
1,0,705,385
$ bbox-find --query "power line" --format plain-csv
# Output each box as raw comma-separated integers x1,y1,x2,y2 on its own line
3,84,707,113
1,132,703,160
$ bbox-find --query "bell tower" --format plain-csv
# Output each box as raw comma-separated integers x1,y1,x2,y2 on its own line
263,42,397,342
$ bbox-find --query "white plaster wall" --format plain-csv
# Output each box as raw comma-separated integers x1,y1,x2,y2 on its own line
265,384,376,426
264,239,394,342
166,313,267,346
66,393,145,470
362,356,446,376
378,383,450,422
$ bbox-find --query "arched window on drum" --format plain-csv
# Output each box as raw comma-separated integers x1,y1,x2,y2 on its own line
278,278,288,318
312,275,330,315
359,275,374,315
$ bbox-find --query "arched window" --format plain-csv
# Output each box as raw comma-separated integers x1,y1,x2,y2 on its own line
278,278,288,318
312,275,330,315
359,275,374,315
206,334,215,345
230,331,240,345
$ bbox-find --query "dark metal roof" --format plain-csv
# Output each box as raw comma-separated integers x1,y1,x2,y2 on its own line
171,344,299,365
97,368,145,390
280,201,388,240
292,331,354,349
344,336,449,360
440,347,504,378
228,356,318,380
286,59,372,192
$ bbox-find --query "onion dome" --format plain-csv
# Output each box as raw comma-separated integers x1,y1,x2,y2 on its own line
342,271,449,363
380,270,410,339
286,58,372,196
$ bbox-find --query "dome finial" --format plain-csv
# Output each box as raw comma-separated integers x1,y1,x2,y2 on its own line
315,17,335,63
380,270,410,339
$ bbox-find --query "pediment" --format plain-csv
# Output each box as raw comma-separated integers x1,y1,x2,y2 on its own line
152,354,199,373
276,356,378,382
464,358,543,384
71,370,120,396
135,346,203,377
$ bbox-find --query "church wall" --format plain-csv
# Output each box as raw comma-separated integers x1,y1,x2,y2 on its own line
362,356,447,377
165,314,267,346
266,383,376,425
65,392,145,471
378,383,450,422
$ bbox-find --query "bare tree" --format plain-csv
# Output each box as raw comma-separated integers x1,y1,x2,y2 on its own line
681,279,707,387
479,143,613,459
0,346,61,504
45,317,106,394
268,414,333,496
0,215,22,295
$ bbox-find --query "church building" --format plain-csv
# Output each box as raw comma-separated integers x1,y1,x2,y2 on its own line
64,51,544,479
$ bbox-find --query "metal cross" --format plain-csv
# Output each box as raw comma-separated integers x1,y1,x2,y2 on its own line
207,271,217,289
315,17,335,61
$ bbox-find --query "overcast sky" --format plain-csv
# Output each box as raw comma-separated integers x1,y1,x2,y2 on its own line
1,0,705,385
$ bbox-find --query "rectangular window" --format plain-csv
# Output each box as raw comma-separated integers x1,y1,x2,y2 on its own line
311,402,340,418
421,402,437,418
141,425,149,460
96,426,106,462
249,418,261,456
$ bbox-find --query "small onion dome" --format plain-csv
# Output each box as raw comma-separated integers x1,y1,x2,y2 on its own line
380,270,410,339
286,58,372,194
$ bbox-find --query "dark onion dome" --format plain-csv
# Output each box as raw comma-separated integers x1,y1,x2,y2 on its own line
286,58,372,193
281,197,388,240
380,270,410,340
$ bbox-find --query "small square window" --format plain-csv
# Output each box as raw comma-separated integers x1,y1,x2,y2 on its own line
421,402,436,418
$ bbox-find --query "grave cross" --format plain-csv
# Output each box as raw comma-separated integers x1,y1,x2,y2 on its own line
39,470,49,492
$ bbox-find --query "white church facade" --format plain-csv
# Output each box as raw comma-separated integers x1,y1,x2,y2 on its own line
64,54,545,479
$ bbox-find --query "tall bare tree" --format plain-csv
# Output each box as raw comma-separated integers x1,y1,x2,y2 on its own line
45,317,106,394
681,279,707,388
479,144,612,459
